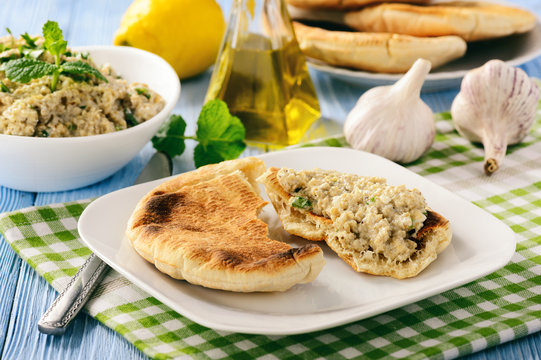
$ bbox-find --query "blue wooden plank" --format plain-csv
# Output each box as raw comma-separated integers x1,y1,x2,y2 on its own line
0,187,35,350
0,0,74,40
68,0,132,46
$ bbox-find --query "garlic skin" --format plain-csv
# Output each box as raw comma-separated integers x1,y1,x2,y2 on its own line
344,59,435,163
451,59,540,175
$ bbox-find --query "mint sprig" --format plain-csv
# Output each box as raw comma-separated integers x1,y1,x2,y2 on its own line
2,21,107,91
151,99,246,168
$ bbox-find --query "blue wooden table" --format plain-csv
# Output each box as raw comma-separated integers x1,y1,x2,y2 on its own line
0,0,540,359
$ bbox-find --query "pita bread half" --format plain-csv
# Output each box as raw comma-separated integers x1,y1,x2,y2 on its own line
344,1,537,41
257,167,452,279
287,0,431,10
126,157,325,292
293,21,466,73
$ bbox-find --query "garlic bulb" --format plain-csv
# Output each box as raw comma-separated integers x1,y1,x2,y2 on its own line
344,58,435,163
451,59,540,175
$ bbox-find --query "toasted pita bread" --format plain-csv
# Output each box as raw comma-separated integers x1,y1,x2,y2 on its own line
344,1,537,41
126,157,325,292
293,21,466,73
287,0,431,10
257,167,452,279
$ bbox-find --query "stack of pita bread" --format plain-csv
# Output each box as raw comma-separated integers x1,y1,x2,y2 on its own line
288,0,537,73
126,158,452,292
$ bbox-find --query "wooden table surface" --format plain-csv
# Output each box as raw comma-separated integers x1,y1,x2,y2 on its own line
0,0,540,359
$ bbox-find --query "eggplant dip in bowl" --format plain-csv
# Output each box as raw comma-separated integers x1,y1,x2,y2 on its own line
0,22,180,192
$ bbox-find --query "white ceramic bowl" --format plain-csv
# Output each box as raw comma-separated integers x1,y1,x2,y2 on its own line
0,46,180,192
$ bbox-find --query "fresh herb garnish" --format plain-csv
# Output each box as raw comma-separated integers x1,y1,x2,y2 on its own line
152,114,186,157
21,33,38,48
4,57,56,83
366,197,376,205
152,99,246,168
40,129,49,137
194,99,246,167
292,196,312,209
135,87,150,99
0,81,10,93
42,21,66,60
2,21,107,92
0,30,43,61
61,60,107,81
124,108,138,127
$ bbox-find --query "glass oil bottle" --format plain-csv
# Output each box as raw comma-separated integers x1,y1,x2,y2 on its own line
205,0,320,147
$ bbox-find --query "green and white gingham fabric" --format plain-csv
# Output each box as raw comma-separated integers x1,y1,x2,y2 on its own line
1,112,541,360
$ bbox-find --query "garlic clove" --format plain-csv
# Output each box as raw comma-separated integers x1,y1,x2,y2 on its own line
451,59,540,175
344,58,435,163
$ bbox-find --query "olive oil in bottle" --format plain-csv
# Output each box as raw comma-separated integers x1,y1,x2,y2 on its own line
205,0,320,147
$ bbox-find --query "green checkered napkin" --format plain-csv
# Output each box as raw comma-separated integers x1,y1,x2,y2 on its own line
1,113,541,360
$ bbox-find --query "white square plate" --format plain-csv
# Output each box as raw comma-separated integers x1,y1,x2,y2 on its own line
78,147,516,335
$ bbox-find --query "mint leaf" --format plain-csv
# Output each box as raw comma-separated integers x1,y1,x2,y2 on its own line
42,21,67,60
193,144,225,168
0,53,17,64
42,20,67,91
61,61,107,82
21,33,38,49
4,57,56,83
152,114,187,158
193,99,246,167
194,140,246,168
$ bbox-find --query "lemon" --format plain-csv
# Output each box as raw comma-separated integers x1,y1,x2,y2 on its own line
113,0,225,79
